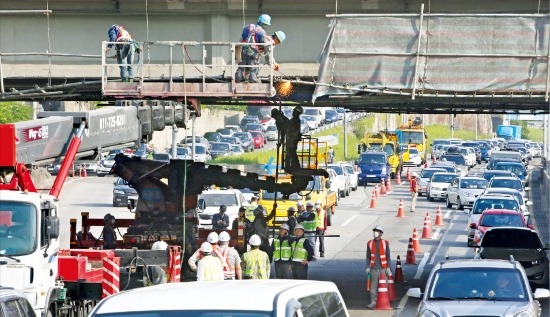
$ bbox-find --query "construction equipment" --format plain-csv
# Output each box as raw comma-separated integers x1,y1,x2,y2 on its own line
361,131,403,179
395,121,427,165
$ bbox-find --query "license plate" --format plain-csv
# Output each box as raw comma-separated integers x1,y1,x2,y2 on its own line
202,225,212,230
367,175,376,177
275,217,288,222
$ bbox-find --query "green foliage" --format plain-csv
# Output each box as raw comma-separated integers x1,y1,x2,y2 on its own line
523,126,543,142
0,102,33,123
510,120,530,140
425,124,493,145
350,114,375,139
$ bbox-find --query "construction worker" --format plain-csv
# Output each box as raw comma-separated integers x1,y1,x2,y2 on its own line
327,146,335,164
196,242,224,282
290,225,314,279
286,206,298,234
314,200,327,258
101,213,117,249
299,201,317,255
271,224,293,279
232,206,251,254
296,201,306,215
148,241,168,285
212,205,230,230
105,24,135,82
251,205,274,260
245,196,259,221
366,225,392,309
271,106,303,173
242,234,271,279
215,231,243,280
188,231,219,272
410,172,419,212
76,225,96,242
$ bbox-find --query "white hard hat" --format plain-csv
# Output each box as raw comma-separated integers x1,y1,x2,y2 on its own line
294,224,305,231
315,200,322,205
280,224,290,231
151,241,168,250
207,231,219,243
412,172,418,177
297,201,304,207
249,234,262,246
306,201,314,208
373,225,384,233
218,231,230,242
200,242,213,253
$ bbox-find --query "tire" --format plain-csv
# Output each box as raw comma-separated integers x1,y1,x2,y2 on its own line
345,187,350,196
446,196,452,208
326,208,332,226
418,192,423,197
457,197,464,210
340,190,345,198
98,173,105,177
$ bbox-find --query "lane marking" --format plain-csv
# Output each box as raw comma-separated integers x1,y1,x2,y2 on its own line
431,228,440,240
340,215,357,227
397,294,409,310
444,210,452,219
414,252,430,279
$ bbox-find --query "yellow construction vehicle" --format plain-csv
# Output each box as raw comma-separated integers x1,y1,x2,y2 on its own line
396,119,427,164
361,131,403,179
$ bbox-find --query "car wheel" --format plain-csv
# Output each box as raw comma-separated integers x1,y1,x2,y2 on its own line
457,197,464,210
418,192,423,197
446,196,452,208
98,173,105,177
340,190,345,198
326,208,332,226
345,187,350,196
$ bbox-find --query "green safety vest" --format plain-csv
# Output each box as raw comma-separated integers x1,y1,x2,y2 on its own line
302,212,318,232
245,204,257,221
315,209,325,229
291,237,308,262
243,249,270,279
273,238,291,261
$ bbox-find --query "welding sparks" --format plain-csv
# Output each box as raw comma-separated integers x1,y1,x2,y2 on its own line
276,81,294,97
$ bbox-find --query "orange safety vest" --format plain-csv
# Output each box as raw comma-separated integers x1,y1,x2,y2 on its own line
116,25,132,41
367,239,389,268
213,247,233,275
410,178,418,193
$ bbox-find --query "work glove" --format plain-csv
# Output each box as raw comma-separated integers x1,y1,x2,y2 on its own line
273,63,279,71
366,268,370,276
386,267,392,277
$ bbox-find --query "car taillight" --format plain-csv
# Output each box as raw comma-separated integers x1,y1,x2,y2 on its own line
124,235,142,244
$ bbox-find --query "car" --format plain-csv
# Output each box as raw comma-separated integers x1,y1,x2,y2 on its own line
342,163,358,191
236,187,259,203
488,176,528,197
244,123,264,133
220,136,242,146
239,115,261,131
407,258,550,317
303,107,323,127
326,168,344,202
356,151,389,185
97,154,118,177
224,125,242,134
458,146,477,167
470,209,530,246
208,142,232,159
446,176,488,210
439,154,468,176
418,167,447,196
152,153,171,162
299,118,309,134
250,130,266,149
0,286,36,317
203,131,222,143
481,169,515,182
183,143,211,163
327,163,351,197
301,115,318,130
265,124,278,141
181,136,209,148
88,280,349,317
232,132,254,152
216,128,234,137
113,177,138,207
336,107,345,120
482,187,532,220
173,146,192,160
197,188,248,229
230,144,245,155
403,147,422,166
476,227,550,288
429,163,459,175
494,161,528,184
426,172,458,201
324,108,338,124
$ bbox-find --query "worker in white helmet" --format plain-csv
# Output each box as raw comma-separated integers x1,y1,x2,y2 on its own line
147,241,168,285
188,231,219,273
299,201,317,255
270,224,292,279
196,242,224,282
410,172,419,212
215,231,242,280
366,225,392,309
290,224,314,279
242,234,270,279
314,200,327,258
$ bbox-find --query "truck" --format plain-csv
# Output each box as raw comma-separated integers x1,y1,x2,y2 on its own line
496,125,522,141
356,150,389,186
360,131,403,179
395,121,427,164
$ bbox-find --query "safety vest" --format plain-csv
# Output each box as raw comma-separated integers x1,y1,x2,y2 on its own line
302,212,318,232
245,203,257,221
316,208,326,229
410,178,418,193
291,237,308,262
198,255,224,281
213,247,234,278
242,24,264,52
115,25,132,41
367,239,389,268
243,249,269,279
273,237,291,261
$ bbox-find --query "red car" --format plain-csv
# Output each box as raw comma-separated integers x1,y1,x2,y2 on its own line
470,209,531,246
250,130,265,149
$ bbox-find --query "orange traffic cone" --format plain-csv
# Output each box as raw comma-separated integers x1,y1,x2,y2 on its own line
434,206,444,226
82,167,87,177
375,184,380,198
387,273,397,301
369,190,377,208
380,180,387,195
405,238,417,264
396,199,405,218
386,175,392,191
394,255,404,282
421,213,432,239
395,172,401,185
375,271,392,310
406,168,411,182
412,228,420,252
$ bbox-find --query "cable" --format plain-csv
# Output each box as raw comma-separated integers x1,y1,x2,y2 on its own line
46,0,52,87
182,46,227,83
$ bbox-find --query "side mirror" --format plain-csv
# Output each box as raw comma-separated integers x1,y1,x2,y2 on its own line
325,180,331,189
46,216,60,239
406,288,422,298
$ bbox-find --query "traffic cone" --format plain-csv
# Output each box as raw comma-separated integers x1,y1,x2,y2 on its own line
374,271,392,310
395,172,401,185
421,213,432,239
396,199,405,218
82,167,87,177
412,228,420,252
394,255,404,282
387,273,397,301
375,184,380,198
380,180,387,195
434,206,444,226
406,168,411,181
369,190,377,208
79,167,83,177
405,238,417,264
386,175,392,191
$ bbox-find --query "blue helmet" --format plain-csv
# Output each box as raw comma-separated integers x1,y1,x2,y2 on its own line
273,31,286,43
258,14,271,26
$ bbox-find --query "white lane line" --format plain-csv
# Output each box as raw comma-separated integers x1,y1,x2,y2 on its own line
444,210,452,219
414,252,430,279
397,294,409,309
431,228,441,240
340,215,357,227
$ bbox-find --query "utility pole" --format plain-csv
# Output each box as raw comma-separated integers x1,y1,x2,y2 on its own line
343,111,347,158
450,114,455,139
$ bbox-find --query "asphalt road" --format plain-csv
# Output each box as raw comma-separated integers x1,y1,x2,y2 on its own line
55,159,549,316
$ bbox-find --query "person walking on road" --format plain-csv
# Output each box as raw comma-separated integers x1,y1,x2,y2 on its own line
271,224,293,279
290,225,314,279
314,200,327,258
410,172,419,212
196,242,224,282
215,231,243,280
299,201,317,255
366,225,392,309
105,24,136,82
242,234,271,279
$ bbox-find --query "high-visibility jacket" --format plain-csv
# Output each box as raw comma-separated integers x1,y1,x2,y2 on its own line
302,212,318,232
273,237,291,261
410,178,418,193
316,208,326,230
291,237,308,262
196,255,224,281
214,246,237,279
367,239,389,268
245,203,257,221
243,249,270,279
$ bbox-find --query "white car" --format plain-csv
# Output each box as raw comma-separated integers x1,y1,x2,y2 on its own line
301,115,318,130
96,154,117,177
88,280,350,317
426,172,458,201
459,146,476,167
404,148,422,166
327,163,351,197
342,163,359,191
446,176,488,210
184,143,211,163
327,168,345,200
197,189,248,229
418,167,447,196
265,124,278,141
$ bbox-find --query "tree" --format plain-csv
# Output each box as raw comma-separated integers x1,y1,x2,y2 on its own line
0,102,33,123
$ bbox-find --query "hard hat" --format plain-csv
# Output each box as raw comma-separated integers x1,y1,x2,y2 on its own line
249,234,262,246
294,224,305,231
315,200,322,205
219,231,230,242
207,231,219,244
280,224,290,231
287,206,296,212
273,31,286,43
200,242,213,253
297,201,304,207
412,172,418,177
219,205,227,212
306,201,314,208
294,105,303,114
258,14,271,25
151,241,168,250
373,225,384,233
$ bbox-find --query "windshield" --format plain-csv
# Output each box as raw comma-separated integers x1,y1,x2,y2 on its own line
442,155,466,165
266,126,277,132
359,154,386,165
490,179,522,190
250,131,262,138
211,143,230,151
0,201,38,256
480,214,524,227
431,174,456,183
199,193,238,207
234,133,250,141
329,165,343,175
176,148,190,156
431,165,455,173
473,199,519,214
482,230,543,248
428,268,528,301
421,169,443,179
93,311,271,317
106,154,117,160
459,179,488,189
400,131,424,144
495,164,524,177
220,137,237,144
261,190,301,201
382,144,395,156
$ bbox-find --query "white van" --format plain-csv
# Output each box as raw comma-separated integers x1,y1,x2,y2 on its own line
197,188,248,229
303,107,323,127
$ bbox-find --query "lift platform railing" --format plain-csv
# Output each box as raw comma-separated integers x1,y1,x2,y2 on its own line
101,41,277,98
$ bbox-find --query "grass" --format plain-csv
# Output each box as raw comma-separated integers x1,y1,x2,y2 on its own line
425,124,493,145
524,126,544,142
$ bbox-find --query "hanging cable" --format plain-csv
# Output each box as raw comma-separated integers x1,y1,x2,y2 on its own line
242,0,246,27
146,0,151,65
46,0,52,87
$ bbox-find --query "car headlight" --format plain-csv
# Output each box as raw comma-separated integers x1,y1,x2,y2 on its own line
419,310,440,317
113,189,125,195
531,257,545,265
